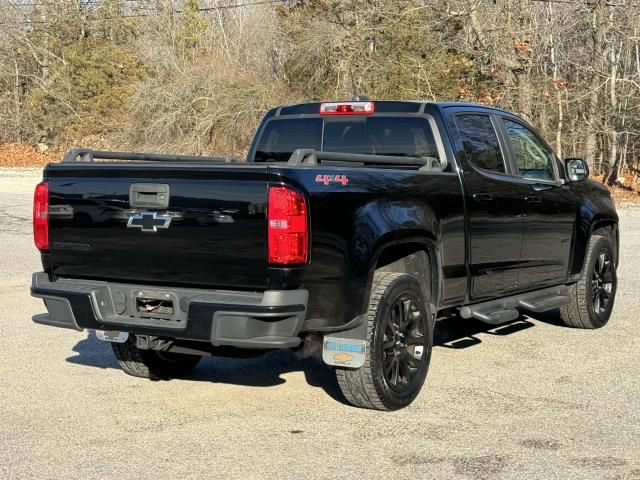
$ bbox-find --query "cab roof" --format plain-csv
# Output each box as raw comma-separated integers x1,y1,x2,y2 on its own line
270,100,512,117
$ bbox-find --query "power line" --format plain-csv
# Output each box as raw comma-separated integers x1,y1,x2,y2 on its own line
183,0,285,11
0,0,287,24
530,0,626,5
8,0,285,10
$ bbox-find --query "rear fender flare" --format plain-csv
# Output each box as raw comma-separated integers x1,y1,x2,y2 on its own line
568,181,619,278
362,237,439,315
571,214,619,278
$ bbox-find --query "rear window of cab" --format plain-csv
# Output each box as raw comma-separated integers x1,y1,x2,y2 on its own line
252,117,441,163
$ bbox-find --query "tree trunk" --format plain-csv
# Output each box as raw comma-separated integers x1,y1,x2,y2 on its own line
584,2,607,173
13,56,22,143
548,3,562,158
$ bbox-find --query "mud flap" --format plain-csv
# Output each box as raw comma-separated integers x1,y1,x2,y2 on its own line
322,314,368,369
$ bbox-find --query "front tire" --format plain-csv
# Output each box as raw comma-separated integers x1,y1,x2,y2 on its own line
111,337,201,380
336,272,434,411
560,233,617,329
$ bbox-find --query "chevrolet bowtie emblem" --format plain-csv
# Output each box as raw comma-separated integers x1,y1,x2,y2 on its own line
127,212,172,233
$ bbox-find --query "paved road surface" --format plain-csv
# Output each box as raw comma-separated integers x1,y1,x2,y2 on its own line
0,169,638,480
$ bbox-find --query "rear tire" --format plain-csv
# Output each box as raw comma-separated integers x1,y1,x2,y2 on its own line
336,272,433,411
560,233,617,329
111,337,201,380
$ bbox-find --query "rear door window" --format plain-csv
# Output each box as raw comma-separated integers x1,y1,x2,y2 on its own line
454,114,505,173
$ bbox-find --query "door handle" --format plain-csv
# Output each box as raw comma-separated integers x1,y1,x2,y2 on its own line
531,183,554,192
472,192,493,202
129,183,170,208
525,195,542,204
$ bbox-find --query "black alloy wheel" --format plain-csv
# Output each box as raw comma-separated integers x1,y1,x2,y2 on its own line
381,294,426,393
591,250,614,320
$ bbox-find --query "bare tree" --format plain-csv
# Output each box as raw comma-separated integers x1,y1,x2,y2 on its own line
0,0,639,180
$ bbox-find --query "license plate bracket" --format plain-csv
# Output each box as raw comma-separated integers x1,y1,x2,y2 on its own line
133,290,177,320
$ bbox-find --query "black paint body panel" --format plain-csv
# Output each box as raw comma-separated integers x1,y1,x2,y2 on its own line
46,164,270,289
267,166,466,330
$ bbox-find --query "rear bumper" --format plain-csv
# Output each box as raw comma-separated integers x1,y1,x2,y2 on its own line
31,272,308,349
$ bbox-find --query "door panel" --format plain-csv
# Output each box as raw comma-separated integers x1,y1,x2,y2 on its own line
464,169,525,299
519,184,576,288
452,113,525,301
498,118,576,289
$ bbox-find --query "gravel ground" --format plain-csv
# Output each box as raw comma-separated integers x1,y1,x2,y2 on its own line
0,168,638,480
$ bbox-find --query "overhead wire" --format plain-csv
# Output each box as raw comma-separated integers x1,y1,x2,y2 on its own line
0,0,288,24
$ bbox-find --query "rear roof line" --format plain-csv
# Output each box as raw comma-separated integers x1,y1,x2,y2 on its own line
273,100,511,117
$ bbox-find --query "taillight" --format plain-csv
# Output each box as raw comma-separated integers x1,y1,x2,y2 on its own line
320,101,375,115
268,185,308,265
33,181,49,251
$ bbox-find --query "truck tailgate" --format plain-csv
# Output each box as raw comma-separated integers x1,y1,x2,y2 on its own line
46,163,269,289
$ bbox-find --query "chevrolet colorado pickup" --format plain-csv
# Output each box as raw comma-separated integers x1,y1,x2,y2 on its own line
31,100,619,410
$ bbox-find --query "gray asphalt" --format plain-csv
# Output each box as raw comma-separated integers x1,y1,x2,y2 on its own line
0,169,638,480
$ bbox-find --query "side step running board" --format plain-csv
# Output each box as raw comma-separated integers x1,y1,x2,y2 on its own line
460,285,570,325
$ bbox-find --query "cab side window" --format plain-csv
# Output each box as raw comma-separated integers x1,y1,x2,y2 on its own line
455,114,505,173
502,119,556,181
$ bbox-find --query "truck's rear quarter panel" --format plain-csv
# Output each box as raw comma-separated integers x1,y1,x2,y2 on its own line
269,166,466,331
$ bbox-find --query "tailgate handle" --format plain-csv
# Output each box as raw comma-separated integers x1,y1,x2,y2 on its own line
129,183,170,208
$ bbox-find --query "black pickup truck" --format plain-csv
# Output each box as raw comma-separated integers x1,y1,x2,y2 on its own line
31,100,619,410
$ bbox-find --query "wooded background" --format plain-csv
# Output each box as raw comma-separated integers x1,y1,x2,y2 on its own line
1,0,639,185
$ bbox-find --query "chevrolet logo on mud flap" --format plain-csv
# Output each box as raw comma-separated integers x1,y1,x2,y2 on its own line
127,212,172,233
333,352,354,363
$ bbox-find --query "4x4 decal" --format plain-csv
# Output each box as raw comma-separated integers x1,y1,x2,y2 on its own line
315,174,349,186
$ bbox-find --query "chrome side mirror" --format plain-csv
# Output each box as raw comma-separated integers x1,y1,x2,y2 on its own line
565,158,589,182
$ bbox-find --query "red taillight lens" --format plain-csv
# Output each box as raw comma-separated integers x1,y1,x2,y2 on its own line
320,101,375,115
33,181,49,251
268,185,308,265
